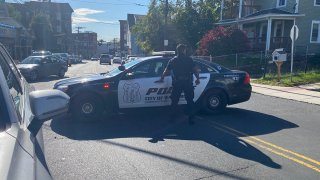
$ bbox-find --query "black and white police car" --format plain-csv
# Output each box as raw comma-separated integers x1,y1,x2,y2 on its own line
54,56,252,121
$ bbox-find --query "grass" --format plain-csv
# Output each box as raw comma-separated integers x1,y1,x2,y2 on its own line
252,71,320,87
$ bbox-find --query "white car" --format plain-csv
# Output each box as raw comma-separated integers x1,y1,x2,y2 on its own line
0,43,70,179
112,57,122,64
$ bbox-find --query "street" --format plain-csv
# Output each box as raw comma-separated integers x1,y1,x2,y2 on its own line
32,60,320,180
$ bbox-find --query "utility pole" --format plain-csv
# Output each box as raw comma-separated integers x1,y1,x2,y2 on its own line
74,26,85,34
164,0,168,51
73,27,84,55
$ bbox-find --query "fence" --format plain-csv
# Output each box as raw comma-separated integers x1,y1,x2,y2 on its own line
193,48,320,78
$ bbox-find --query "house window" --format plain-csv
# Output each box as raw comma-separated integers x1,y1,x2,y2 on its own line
315,0,320,6
277,0,286,7
310,21,320,43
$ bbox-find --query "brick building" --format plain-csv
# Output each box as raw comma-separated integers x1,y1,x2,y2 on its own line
72,32,97,59
10,1,73,53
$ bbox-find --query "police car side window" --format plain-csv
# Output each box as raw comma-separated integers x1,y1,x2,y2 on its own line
131,62,152,78
195,62,217,73
0,53,23,122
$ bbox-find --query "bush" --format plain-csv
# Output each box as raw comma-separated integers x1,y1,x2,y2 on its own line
197,27,250,56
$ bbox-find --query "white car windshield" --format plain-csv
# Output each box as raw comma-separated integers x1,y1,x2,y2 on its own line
21,56,43,64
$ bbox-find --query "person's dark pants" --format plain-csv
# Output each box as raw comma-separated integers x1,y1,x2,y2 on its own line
170,80,196,118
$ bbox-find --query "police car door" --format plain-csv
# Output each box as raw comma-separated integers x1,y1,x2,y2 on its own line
176,61,211,104
118,59,171,108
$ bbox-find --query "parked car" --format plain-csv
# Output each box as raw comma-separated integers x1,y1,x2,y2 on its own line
91,56,99,61
69,55,82,64
53,53,71,66
75,55,82,63
31,50,52,56
112,56,122,64
0,43,70,180
17,55,68,81
99,54,112,65
54,55,252,121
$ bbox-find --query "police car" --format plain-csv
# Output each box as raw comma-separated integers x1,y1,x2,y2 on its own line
54,56,252,121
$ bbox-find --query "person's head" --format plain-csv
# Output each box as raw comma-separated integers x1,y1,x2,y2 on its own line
176,44,187,56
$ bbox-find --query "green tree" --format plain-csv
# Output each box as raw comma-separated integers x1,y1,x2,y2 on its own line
7,4,22,23
30,13,53,50
172,0,219,52
133,0,220,53
133,0,179,53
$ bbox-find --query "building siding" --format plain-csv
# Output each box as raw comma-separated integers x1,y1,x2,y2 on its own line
277,0,297,12
296,0,320,53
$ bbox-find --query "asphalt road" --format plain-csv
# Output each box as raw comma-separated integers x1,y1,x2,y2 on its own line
31,60,320,180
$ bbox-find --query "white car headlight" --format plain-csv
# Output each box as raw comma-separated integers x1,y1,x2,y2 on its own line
56,85,68,92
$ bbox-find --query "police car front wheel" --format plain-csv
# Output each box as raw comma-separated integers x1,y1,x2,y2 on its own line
71,94,103,121
202,91,227,114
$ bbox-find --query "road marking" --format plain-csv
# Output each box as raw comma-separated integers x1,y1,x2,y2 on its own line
203,120,320,173
213,126,320,173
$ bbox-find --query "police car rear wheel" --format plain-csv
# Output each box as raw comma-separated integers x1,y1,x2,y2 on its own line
203,91,227,114
71,94,103,121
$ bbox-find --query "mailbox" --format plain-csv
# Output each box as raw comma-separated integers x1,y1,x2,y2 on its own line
272,48,287,62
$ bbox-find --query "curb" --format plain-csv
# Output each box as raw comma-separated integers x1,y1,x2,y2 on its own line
251,83,320,106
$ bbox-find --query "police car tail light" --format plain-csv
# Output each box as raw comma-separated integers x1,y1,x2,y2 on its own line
103,83,110,89
244,72,250,84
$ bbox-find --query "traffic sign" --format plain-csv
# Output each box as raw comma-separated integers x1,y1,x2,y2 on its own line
290,25,299,41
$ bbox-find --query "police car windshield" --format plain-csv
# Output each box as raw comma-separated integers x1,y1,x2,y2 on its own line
105,59,142,77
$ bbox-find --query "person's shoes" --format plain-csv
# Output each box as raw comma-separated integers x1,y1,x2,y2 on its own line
188,116,195,125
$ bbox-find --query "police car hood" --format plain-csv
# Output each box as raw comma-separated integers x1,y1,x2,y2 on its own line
54,73,107,87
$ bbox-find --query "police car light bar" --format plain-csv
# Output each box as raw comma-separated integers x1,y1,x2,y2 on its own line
151,51,176,56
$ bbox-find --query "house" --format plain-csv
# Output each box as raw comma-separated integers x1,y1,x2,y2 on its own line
127,14,145,55
217,0,320,54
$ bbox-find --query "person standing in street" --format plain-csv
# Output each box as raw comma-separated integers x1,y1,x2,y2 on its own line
156,44,200,124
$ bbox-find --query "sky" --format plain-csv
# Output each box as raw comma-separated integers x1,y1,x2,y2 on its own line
9,0,150,42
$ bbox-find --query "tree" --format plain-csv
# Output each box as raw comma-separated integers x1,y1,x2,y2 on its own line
7,4,22,23
133,0,179,53
30,13,53,50
197,27,250,56
133,0,220,53
172,0,219,52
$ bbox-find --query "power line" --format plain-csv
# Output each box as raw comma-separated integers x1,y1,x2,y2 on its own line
60,0,147,7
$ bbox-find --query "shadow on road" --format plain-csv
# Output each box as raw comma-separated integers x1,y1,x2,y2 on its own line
50,108,298,170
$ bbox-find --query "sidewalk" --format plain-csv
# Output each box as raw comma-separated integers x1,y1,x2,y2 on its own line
251,83,320,105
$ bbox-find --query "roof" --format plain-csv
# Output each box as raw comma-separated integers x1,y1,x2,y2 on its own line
245,8,294,18
216,8,304,25
11,1,74,13
127,14,145,28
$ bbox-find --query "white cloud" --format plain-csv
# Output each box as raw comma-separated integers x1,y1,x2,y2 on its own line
74,8,104,16
72,8,118,25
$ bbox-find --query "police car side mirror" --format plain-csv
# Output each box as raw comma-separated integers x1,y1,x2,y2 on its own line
118,65,126,71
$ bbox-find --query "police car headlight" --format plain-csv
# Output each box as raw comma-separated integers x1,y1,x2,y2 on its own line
56,85,68,92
